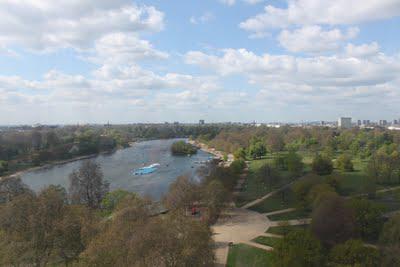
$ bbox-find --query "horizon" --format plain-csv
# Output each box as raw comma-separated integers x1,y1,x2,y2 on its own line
1,1,400,124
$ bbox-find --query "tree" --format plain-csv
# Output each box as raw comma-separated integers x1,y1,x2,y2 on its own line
257,164,280,190
69,161,109,209
349,198,384,241
367,148,400,184
306,183,337,209
286,151,304,176
82,197,214,266
273,229,323,267
0,176,32,203
202,180,228,224
233,147,246,160
311,195,356,246
312,154,333,175
292,174,322,209
101,189,137,215
329,239,380,267
248,141,267,159
163,175,199,210
0,160,8,175
379,214,400,266
170,141,197,155
336,153,354,172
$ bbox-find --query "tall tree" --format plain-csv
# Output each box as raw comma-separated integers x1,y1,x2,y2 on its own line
69,161,109,209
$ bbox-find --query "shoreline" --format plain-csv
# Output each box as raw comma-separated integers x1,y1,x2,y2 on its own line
0,150,118,181
188,140,234,167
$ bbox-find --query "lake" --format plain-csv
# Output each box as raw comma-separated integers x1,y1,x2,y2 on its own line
20,139,212,200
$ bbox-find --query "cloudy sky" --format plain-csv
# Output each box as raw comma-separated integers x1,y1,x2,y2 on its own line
0,0,400,124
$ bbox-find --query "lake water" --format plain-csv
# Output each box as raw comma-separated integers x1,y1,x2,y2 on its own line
20,139,212,200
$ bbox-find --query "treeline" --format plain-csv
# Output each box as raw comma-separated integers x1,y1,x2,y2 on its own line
0,157,246,266
207,126,400,157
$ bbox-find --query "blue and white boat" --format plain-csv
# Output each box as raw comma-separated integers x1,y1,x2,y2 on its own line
133,163,160,175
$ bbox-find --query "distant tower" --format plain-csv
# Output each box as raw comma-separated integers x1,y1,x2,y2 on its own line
199,119,205,125
338,117,352,129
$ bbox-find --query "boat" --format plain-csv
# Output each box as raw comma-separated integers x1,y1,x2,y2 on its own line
133,163,160,175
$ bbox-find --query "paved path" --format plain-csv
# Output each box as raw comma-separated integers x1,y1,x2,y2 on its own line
212,207,271,266
263,208,296,216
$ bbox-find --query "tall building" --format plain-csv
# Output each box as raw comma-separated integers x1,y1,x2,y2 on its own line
357,120,362,126
199,119,205,125
362,120,370,125
338,117,352,129
379,120,387,126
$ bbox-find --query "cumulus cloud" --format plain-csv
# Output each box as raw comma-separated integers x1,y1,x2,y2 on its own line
0,0,164,52
219,0,236,6
190,12,215,24
278,26,359,54
185,48,400,110
345,42,380,58
240,0,400,35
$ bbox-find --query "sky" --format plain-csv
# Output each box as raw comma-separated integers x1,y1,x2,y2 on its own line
0,0,400,124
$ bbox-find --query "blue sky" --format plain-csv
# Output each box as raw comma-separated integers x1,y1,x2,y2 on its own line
0,0,399,124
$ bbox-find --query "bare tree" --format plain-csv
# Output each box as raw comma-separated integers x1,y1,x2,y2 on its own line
69,161,109,209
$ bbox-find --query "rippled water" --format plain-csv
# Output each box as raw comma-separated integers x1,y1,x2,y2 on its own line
20,139,211,200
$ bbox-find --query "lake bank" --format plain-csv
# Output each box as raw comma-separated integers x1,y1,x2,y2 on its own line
188,140,234,167
17,139,213,200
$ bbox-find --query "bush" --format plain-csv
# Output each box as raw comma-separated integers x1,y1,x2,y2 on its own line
312,155,333,175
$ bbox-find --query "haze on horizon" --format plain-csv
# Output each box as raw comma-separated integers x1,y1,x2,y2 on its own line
0,0,400,125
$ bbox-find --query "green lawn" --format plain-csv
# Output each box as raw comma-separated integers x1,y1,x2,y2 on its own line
367,188,400,212
226,244,273,267
267,209,310,221
266,224,308,235
235,158,297,207
252,236,281,247
249,187,296,213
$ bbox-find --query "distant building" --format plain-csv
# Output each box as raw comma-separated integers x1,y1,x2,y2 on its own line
393,120,398,125
338,117,352,129
362,120,370,125
199,119,205,125
173,121,179,125
357,120,362,126
379,120,387,126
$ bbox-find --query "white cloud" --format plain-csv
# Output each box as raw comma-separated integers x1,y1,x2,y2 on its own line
219,0,236,6
185,48,400,109
87,33,169,65
190,12,215,25
345,42,380,58
240,0,400,35
0,0,164,52
278,26,359,53
243,0,264,4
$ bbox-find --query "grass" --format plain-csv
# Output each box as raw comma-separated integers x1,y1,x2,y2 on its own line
249,187,296,213
252,236,281,247
367,188,400,212
266,224,309,235
226,244,273,267
267,209,310,221
235,158,297,207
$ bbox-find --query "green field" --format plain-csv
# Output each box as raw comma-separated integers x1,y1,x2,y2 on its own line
235,157,297,207
252,236,281,247
266,224,309,235
249,187,296,213
226,244,273,267
267,209,310,221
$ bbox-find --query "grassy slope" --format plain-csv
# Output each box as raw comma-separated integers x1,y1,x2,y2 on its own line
226,244,273,267
252,236,281,247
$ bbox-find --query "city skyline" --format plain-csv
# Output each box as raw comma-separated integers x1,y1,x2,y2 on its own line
0,1,400,124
